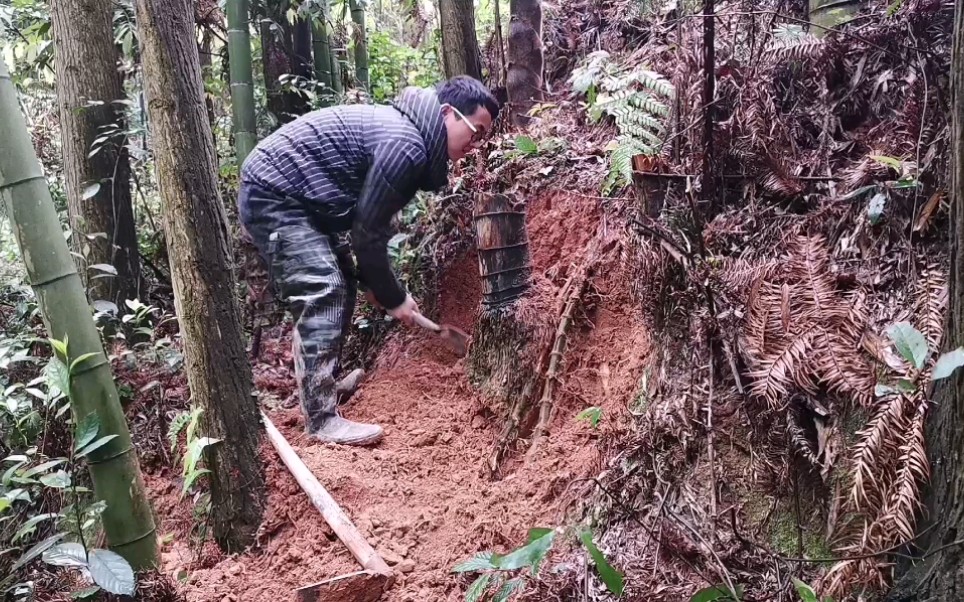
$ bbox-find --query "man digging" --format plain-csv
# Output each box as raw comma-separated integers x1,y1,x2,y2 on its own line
238,76,500,446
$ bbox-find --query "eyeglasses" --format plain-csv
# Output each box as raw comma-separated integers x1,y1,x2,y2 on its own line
446,104,486,147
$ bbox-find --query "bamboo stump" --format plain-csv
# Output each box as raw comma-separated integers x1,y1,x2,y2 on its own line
467,193,551,473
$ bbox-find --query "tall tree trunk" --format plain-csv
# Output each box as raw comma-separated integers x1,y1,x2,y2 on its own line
227,0,258,161
311,0,334,105
133,0,266,552
439,0,482,80
349,0,369,92
506,0,543,126
886,6,964,602
0,56,158,568
293,15,313,81
50,0,140,307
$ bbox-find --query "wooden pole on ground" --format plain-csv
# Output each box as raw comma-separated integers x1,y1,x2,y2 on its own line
261,412,392,600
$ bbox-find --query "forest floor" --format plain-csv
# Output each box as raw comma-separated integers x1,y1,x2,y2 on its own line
132,190,650,602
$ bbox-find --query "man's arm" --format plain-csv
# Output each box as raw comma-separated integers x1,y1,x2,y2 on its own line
351,140,426,310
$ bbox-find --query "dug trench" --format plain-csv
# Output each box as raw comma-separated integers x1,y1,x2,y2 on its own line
140,190,649,601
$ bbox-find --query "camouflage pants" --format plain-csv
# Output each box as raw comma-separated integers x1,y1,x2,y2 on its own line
238,182,357,433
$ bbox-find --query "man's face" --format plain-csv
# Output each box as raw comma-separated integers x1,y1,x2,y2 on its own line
442,104,493,161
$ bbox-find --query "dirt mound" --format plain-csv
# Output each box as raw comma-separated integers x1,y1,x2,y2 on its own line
148,190,649,601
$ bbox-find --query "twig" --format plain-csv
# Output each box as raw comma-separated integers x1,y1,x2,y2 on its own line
706,357,717,534
701,0,717,211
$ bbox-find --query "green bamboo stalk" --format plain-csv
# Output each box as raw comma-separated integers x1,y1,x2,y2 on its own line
349,0,369,92
227,0,257,161
0,57,158,568
311,0,334,106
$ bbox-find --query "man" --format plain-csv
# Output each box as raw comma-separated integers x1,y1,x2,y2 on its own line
238,76,499,446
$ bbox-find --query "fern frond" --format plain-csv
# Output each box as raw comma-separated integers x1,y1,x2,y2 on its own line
747,330,818,406
849,394,908,509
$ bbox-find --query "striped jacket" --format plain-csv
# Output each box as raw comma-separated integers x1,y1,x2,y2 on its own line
240,87,449,309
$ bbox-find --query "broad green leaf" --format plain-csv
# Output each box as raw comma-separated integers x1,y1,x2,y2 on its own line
453,551,499,573
71,586,101,599
514,136,538,155
40,470,71,488
576,407,603,429
45,358,70,397
13,513,60,542
792,578,818,602
43,542,88,568
886,322,930,370
492,578,525,602
75,414,100,451
88,549,136,595
0,498,10,513
689,584,744,602
496,528,556,575
465,574,491,602
933,348,964,381
69,352,99,374
22,459,66,478
13,533,66,571
76,435,119,459
81,183,101,200
579,529,624,595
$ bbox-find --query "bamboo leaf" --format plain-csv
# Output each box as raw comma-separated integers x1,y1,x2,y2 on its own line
88,548,136,595
465,574,491,602
792,578,818,602
13,533,66,571
40,470,71,488
689,584,744,602
22,459,66,478
76,435,119,459
71,586,101,599
13,513,60,542
69,352,100,374
886,322,930,370
933,348,964,381
88,264,117,276
181,468,211,496
75,414,100,451
579,529,624,595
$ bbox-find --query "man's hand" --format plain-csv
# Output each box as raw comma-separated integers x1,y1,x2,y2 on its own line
387,293,420,326
364,289,382,309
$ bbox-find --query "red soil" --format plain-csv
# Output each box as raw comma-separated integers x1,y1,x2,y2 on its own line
147,191,650,601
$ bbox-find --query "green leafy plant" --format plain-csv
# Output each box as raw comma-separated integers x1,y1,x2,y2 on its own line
1,337,136,598
575,406,603,429
569,50,674,195
453,525,623,600
688,579,832,602
875,321,964,395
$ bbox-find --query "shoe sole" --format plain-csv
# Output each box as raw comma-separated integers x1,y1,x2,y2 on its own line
311,430,384,447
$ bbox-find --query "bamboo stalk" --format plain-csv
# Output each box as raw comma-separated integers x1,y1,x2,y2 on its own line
226,0,257,161
0,57,157,568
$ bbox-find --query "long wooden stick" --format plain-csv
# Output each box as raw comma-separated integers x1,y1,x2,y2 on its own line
261,412,392,576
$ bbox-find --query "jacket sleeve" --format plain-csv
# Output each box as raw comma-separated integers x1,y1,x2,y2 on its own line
351,139,426,310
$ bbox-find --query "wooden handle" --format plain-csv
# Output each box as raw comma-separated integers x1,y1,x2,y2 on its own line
412,311,440,332
261,412,393,577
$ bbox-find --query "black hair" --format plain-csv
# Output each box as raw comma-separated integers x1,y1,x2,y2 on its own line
436,75,501,122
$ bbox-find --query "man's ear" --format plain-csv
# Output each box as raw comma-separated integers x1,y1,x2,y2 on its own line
440,103,453,117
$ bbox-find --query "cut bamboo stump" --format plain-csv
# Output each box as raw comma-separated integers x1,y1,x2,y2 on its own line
261,413,392,601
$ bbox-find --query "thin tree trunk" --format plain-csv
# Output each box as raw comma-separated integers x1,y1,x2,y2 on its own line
227,0,258,161
439,0,482,80
349,0,369,92
493,0,507,85
886,6,964,602
311,0,334,104
293,15,313,81
0,56,158,568
133,0,266,552
50,0,140,307
506,0,543,126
